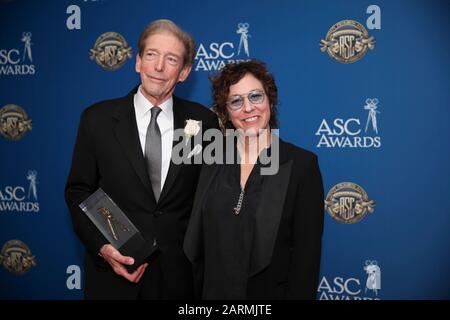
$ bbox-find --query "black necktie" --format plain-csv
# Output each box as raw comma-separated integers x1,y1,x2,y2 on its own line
145,106,162,202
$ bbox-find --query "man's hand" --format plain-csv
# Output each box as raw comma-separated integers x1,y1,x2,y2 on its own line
99,244,148,283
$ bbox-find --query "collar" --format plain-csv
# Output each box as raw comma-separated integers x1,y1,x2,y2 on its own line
134,85,173,119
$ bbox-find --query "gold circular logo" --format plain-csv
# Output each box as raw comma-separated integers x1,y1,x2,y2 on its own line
0,104,32,141
320,20,375,64
89,32,132,71
325,182,375,224
0,240,37,275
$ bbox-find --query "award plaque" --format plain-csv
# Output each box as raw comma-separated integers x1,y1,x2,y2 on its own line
79,188,157,273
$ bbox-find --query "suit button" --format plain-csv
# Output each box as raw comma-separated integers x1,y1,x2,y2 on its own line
154,210,163,216
153,238,157,247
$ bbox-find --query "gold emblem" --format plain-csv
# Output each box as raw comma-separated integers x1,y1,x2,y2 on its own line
0,104,32,141
320,20,375,64
97,207,131,241
325,182,375,224
0,240,37,275
89,32,132,71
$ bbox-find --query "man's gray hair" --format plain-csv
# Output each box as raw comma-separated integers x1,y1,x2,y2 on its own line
137,19,196,67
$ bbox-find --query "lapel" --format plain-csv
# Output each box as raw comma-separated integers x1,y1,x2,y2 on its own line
249,139,292,277
184,137,293,274
158,96,187,203
112,90,154,198
112,92,195,204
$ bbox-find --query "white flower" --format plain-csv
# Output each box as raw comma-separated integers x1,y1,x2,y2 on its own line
184,119,200,144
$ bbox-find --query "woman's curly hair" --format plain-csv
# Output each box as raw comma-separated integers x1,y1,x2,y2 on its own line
209,60,279,130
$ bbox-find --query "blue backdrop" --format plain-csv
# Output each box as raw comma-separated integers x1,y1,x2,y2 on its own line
1,0,449,299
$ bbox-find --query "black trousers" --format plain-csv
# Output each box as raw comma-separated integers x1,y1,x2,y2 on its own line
84,252,194,300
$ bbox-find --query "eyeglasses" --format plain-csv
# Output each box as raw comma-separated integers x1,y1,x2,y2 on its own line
226,90,266,111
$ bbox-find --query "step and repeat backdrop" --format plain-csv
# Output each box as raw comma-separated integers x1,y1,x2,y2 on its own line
1,0,449,299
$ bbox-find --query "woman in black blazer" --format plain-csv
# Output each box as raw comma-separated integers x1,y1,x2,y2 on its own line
184,61,324,299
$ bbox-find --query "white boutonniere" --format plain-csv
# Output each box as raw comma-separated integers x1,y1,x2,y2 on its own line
184,119,200,144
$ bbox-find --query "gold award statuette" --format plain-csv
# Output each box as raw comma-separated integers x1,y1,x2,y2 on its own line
97,207,131,241
80,188,157,273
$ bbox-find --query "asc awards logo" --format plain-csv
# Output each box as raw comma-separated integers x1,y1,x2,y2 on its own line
0,104,32,141
316,98,381,148
89,32,132,71
0,32,36,75
318,260,381,299
364,260,381,295
325,182,375,224
0,240,37,275
0,171,40,213
320,20,375,64
195,23,252,72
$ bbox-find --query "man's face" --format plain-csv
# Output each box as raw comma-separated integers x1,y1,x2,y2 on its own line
136,32,191,105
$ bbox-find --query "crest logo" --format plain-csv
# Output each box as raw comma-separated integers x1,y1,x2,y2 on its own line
0,240,37,275
320,20,375,63
325,182,375,224
89,32,132,71
0,104,32,141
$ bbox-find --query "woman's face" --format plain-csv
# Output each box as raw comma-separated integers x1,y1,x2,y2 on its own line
226,73,271,135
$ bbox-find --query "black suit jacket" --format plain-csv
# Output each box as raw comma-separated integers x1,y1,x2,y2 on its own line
65,88,219,299
184,138,324,299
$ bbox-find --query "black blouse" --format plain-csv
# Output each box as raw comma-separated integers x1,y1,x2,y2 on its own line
202,157,265,299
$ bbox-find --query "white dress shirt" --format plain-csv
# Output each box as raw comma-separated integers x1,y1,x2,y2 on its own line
134,86,173,191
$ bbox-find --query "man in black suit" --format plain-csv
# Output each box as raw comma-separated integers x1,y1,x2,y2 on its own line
65,19,218,299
